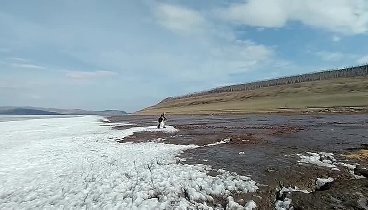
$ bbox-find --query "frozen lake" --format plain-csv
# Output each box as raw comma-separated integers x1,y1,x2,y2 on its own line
0,116,257,209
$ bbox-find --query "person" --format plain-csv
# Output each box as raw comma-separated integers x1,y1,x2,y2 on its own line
157,112,167,129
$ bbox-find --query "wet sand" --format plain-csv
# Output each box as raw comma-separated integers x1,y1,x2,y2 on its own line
108,114,368,209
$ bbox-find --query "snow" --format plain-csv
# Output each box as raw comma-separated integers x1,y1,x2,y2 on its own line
297,152,364,178
206,138,231,146
279,187,310,194
0,116,258,209
101,118,110,122
227,196,244,209
275,187,309,210
275,198,292,210
316,177,334,190
102,122,135,126
226,197,257,210
297,152,339,170
338,162,356,170
244,200,257,210
338,163,366,179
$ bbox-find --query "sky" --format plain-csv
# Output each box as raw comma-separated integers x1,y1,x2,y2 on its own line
1,0,368,112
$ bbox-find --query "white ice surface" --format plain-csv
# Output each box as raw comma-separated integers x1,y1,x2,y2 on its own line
0,116,257,209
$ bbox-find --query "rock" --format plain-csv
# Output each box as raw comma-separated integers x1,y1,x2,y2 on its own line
354,166,368,178
316,177,334,191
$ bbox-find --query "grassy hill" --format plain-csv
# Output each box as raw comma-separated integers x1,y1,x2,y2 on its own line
137,66,368,115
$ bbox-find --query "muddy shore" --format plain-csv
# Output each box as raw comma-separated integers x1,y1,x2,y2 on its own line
108,114,368,209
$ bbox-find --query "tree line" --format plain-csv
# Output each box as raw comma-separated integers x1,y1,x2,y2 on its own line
163,64,368,102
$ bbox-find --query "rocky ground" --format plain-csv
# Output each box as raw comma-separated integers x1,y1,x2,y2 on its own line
108,114,368,209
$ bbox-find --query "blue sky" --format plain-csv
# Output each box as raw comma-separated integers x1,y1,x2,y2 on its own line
1,0,368,112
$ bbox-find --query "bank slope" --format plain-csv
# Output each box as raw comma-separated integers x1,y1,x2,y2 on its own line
137,66,368,115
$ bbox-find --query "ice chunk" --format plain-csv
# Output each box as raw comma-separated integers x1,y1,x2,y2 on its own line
316,177,334,190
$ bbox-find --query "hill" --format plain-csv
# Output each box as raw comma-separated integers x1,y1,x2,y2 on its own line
0,107,127,116
0,108,63,115
137,65,368,115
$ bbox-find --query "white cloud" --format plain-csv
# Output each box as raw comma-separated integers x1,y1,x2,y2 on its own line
207,40,274,74
316,51,345,62
65,70,117,81
155,4,206,34
357,55,368,64
221,0,368,34
223,0,288,28
3,57,47,70
151,3,276,81
11,63,46,70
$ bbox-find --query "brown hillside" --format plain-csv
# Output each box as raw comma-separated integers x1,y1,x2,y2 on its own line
137,66,368,115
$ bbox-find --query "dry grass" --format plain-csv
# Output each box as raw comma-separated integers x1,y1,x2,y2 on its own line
137,77,368,115
345,150,368,160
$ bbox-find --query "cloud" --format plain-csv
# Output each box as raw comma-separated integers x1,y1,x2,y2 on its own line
65,70,117,81
221,0,368,34
3,57,47,70
10,63,46,70
151,3,276,81
316,51,345,62
207,40,274,74
357,55,368,64
7,57,29,62
155,3,206,34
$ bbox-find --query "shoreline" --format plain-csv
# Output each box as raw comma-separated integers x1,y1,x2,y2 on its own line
134,105,368,116
110,114,368,209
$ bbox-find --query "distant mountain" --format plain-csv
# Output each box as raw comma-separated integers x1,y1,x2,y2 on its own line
0,108,63,115
0,107,127,116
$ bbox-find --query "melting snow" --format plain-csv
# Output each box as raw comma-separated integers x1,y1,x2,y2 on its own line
316,177,334,190
297,152,364,178
0,116,257,209
275,187,309,210
297,152,339,170
206,138,231,146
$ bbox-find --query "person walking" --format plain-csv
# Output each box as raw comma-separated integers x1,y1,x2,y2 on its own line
157,112,167,129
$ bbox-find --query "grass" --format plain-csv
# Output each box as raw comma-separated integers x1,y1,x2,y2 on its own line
137,77,368,115
345,150,368,160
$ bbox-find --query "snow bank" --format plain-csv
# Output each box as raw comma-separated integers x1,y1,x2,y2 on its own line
0,116,257,209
